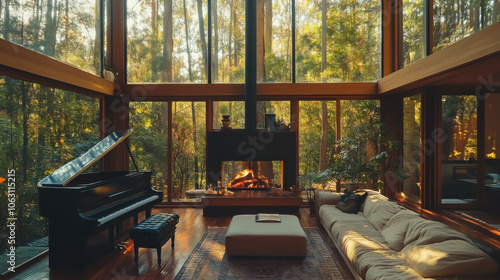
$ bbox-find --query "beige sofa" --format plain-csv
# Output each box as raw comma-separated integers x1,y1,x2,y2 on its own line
316,190,499,280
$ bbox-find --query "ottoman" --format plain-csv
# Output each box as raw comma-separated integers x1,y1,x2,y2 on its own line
130,213,179,265
225,214,307,257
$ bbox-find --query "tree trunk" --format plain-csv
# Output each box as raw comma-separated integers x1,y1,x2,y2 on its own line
212,0,219,82
94,0,101,75
321,0,327,82
257,0,265,82
319,101,328,172
3,0,10,41
197,0,208,79
265,0,272,51
183,0,193,81
191,102,199,189
21,81,29,183
152,0,159,81
163,0,173,83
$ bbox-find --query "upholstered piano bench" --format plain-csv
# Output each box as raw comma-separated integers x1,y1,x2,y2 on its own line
130,213,179,266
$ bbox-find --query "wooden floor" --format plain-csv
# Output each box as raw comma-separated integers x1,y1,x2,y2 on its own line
8,207,351,280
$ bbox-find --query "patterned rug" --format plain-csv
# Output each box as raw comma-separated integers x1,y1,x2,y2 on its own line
174,227,352,280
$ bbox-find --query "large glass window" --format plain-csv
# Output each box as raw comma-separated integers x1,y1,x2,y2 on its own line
127,0,208,83
441,94,478,204
0,76,99,273
172,101,206,200
299,101,337,177
0,0,103,75
129,102,169,199
296,0,382,82
483,94,500,215
401,94,421,201
257,0,292,83
212,0,245,83
433,0,500,52
403,0,426,66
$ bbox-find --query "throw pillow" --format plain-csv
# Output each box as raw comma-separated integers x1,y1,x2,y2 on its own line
336,191,368,214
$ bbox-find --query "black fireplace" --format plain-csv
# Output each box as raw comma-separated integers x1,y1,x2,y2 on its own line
206,130,296,190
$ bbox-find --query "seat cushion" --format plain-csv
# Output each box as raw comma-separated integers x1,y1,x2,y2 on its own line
130,213,179,244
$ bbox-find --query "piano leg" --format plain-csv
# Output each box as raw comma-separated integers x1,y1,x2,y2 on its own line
133,214,138,225
146,208,152,218
135,246,139,264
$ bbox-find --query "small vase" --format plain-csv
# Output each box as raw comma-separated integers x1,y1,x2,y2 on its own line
222,115,231,128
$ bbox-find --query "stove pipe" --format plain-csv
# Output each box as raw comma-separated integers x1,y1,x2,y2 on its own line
245,0,257,131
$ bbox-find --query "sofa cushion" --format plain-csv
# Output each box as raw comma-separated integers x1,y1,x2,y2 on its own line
380,210,424,251
357,250,425,280
362,192,389,218
401,239,499,277
319,204,367,233
366,200,404,231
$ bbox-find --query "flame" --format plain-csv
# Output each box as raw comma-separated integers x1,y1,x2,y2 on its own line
228,168,269,189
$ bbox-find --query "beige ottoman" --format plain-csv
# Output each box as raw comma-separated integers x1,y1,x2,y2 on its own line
225,214,307,257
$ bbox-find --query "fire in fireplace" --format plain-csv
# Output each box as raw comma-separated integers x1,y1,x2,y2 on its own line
229,169,269,189
222,161,282,190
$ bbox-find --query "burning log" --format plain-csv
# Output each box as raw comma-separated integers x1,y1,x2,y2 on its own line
228,168,269,189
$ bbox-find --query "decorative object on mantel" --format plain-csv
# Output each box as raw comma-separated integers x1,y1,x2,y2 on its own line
269,186,301,197
221,114,231,130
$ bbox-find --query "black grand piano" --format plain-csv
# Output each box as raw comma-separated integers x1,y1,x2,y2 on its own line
38,129,163,269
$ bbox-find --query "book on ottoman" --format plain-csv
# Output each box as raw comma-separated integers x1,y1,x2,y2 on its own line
255,213,281,222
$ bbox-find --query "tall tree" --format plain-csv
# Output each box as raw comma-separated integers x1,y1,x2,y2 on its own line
319,0,328,172
197,0,208,79
163,0,173,83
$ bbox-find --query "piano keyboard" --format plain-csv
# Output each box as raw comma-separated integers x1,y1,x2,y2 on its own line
97,195,158,225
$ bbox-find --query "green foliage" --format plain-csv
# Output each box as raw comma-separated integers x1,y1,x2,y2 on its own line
0,76,99,252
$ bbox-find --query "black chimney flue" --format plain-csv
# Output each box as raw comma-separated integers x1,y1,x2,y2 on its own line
245,0,257,131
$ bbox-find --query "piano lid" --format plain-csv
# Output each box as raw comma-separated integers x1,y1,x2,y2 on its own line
39,130,134,187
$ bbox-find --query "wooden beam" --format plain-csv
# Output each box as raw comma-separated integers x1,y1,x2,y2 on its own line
0,39,114,96
378,22,500,94
123,82,378,100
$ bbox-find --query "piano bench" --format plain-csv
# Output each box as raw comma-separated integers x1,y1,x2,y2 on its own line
130,213,179,266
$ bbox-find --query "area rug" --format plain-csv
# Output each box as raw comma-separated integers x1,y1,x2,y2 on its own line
174,227,352,280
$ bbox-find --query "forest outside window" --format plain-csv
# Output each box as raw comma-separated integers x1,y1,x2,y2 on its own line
400,94,421,202
0,75,100,271
0,0,104,76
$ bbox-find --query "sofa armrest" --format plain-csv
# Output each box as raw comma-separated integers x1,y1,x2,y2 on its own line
315,191,342,215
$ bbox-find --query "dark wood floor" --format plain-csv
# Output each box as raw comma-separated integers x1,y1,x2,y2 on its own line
8,207,350,280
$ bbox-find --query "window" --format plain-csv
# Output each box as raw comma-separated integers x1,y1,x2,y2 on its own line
403,0,426,66
213,101,245,130
484,94,500,214
296,0,382,82
299,101,337,177
433,0,500,52
401,94,421,202
0,75,99,271
440,94,478,204
127,0,208,83
0,0,104,75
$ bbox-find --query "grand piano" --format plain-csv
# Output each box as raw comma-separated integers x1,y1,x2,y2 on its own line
38,130,163,269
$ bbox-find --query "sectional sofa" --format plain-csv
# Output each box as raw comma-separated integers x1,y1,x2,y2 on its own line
315,190,499,279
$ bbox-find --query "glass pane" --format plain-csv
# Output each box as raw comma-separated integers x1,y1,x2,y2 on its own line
257,0,292,83
0,0,102,75
484,94,500,214
213,101,245,130
441,95,478,204
127,0,208,83
401,94,421,202
212,0,245,83
433,0,500,52
172,101,206,200
257,101,291,129
296,0,382,82
298,101,337,181
129,102,169,200
0,75,99,271
339,100,381,187
403,0,426,66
